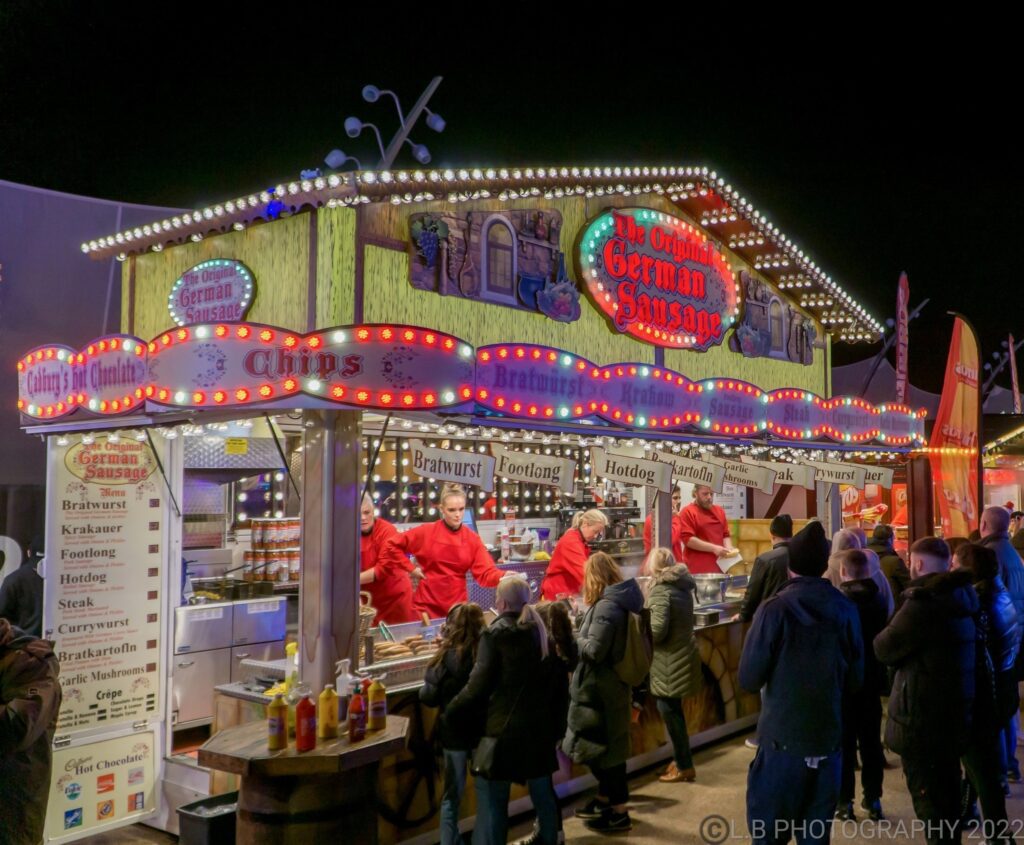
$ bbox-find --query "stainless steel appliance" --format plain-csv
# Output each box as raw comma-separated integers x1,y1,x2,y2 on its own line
172,597,286,728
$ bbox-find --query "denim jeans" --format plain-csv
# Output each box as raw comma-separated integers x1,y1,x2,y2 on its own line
747,746,840,845
526,775,562,844
441,749,469,845
472,776,510,845
1003,717,1020,777
656,696,694,770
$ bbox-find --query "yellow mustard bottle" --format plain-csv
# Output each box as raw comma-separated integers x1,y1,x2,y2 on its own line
367,676,387,731
267,694,287,750
318,684,339,739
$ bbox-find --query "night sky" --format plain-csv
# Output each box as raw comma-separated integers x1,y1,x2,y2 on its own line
3,7,1019,392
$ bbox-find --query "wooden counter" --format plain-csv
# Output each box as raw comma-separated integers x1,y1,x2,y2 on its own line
199,716,409,844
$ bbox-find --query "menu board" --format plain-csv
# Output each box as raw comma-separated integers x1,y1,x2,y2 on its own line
45,435,164,733
45,730,158,843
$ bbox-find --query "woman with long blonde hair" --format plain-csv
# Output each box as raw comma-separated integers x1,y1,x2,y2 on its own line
643,547,701,783
379,483,504,619
563,552,645,833
541,509,608,600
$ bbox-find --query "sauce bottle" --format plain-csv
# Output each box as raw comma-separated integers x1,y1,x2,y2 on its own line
267,694,287,750
348,683,367,742
318,684,339,739
295,692,317,752
368,677,387,731
334,659,357,722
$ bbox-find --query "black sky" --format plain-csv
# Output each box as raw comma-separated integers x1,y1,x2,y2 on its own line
3,6,1020,393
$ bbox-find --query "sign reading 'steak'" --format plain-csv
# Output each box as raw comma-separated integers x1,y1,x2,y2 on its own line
578,208,739,350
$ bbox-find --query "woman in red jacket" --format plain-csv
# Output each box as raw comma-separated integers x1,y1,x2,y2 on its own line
540,509,608,600
380,484,505,620
359,494,416,625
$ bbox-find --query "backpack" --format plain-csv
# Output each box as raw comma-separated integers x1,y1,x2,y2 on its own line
613,607,653,687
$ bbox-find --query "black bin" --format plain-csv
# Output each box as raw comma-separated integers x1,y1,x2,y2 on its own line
177,791,238,845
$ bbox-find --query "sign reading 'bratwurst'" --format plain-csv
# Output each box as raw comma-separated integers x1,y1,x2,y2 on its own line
578,208,739,350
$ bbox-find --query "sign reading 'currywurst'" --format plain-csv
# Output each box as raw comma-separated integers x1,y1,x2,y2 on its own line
578,208,739,350
408,440,496,491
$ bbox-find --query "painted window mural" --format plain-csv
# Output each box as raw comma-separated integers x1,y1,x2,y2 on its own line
408,209,581,322
730,271,817,365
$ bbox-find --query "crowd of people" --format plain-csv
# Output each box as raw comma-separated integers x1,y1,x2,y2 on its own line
414,497,1024,845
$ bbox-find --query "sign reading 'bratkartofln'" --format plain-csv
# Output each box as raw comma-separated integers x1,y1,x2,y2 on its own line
169,259,254,326
578,208,740,350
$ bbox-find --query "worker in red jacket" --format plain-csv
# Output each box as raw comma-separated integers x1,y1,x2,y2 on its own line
677,485,734,574
359,494,416,625
380,484,505,620
540,509,609,600
643,485,684,561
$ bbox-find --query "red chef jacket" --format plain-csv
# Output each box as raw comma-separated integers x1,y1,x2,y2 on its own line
380,520,503,619
540,528,590,600
642,513,685,562
677,502,731,574
360,518,415,625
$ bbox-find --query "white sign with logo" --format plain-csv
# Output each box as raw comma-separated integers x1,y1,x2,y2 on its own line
801,460,868,489
650,451,725,493
591,447,673,493
409,440,496,491
45,730,157,843
492,445,576,494
702,455,777,493
44,435,164,734
740,457,816,491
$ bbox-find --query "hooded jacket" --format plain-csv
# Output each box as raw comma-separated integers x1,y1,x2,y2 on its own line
838,577,890,698
446,611,564,782
874,569,979,757
647,566,701,700
980,533,1024,637
738,576,863,756
0,556,44,638
867,540,911,607
0,618,62,845
970,574,1021,731
563,579,645,768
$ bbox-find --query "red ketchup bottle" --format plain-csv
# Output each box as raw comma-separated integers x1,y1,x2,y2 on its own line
295,692,317,752
348,683,367,742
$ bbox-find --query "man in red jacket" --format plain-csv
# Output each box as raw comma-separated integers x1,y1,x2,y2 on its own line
359,495,416,625
678,485,735,574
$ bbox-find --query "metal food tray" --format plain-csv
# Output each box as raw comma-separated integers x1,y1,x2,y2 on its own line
361,652,434,691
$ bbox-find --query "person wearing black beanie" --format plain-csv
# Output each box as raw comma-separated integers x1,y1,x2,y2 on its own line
739,520,864,843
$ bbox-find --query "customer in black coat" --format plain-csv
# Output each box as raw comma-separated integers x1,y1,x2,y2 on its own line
446,577,560,845
835,548,890,822
739,521,864,845
874,536,978,845
0,536,44,638
867,524,911,607
738,515,793,623
419,602,487,845
953,543,1020,844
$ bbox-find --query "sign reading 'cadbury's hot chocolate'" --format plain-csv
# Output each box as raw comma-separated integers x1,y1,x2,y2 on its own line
578,208,739,350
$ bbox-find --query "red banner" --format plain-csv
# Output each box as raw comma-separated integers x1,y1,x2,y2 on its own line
929,317,980,536
895,272,909,405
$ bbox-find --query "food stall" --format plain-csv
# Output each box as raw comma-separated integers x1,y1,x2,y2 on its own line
17,164,926,843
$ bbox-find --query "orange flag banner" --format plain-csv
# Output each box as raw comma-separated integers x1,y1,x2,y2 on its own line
929,317,980,536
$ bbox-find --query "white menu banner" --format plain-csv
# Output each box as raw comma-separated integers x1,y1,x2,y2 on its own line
45,730,158,843
801,460,868,489
591,447,673,493
702,455,777,493
650,451,725,493
45,435,164,733
492,445,576,494
409,440,496,491
740,457,816,490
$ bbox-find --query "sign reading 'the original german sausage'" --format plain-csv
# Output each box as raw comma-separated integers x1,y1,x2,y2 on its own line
408,440,496,491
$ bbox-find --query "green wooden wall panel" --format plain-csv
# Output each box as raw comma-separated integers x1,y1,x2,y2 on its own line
316,205,356,326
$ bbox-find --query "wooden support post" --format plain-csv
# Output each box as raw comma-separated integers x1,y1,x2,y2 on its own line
907,456,934,542
299,410,361,692
653,487,672,558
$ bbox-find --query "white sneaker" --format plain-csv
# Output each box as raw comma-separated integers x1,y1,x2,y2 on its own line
744,737,759,749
